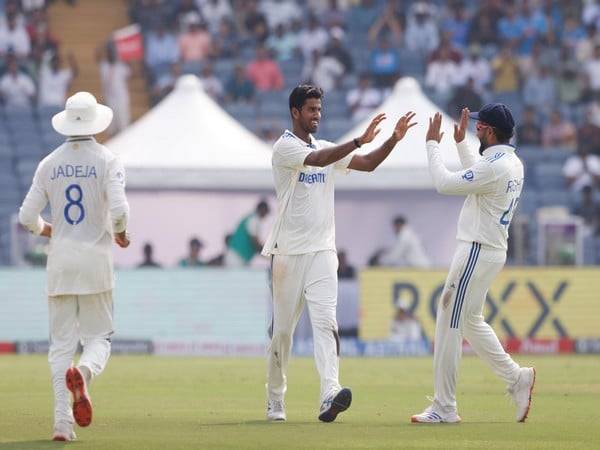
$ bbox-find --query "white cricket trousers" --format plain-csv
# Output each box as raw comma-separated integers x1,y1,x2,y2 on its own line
433,241,521,413
48,291,113,424
267,250,342,403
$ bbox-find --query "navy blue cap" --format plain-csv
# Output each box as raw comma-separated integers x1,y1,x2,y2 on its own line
469,103,515,131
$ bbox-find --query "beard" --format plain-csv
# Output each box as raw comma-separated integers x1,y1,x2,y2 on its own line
478,137,489,155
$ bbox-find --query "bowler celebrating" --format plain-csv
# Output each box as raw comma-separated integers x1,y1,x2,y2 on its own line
262,84,416,422
412,105,535,424
19,92,130,441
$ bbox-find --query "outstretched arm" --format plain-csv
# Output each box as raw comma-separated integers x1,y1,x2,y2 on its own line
348,112,417,172
426,113,496,195
454,107,479,168
304,113,386,167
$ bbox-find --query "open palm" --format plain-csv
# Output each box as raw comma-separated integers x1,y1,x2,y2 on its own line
393,111,417,141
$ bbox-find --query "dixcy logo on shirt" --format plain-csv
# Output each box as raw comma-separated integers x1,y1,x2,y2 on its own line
298,172,326,185
50,165,97,180
462,170,474,182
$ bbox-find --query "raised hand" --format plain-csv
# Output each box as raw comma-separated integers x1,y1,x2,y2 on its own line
115,231,130,248
426,112,444,143
392,111,417,141
454,107,469,143
358,112,386,145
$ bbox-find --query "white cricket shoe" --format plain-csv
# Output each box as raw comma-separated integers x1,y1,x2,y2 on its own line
52,421,76,441
508,367,536,422
318,387,352,423
266,399,286,421
411,405,461,424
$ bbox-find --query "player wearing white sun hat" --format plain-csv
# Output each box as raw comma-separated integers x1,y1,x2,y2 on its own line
18,91,130,441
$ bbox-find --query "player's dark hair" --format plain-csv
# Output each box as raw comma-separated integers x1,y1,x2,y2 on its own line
393,216,406,226
289,84,323,112
492,127,514,144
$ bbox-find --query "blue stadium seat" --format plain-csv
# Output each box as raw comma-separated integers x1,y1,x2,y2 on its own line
537,189,570,207
534,162,566,190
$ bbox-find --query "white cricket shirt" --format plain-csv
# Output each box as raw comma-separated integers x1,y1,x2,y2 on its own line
19,137,130,296
262,130,352,256
426,139,524,250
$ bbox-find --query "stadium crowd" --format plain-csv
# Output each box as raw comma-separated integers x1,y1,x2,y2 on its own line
3,0,600,265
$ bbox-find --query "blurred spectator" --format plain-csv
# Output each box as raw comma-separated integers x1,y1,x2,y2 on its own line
225,200,270,267
522,66,556,114
322,0,347,29
206,234,232,266
455,44,491,93
468,3,500,50
138,242,162,268
302,49,344,92
151,62,182,104
368,0,403,45
557,65,584,116
389,300,422,342
497,3,526,52
376,216,431,268
225,63,255,102
260,0,302,29
26,9,58,52
447,77,482,119
38,53,78,108
516,107,542,146
176,0,201,28
404,1,439,57
346,0,380,33
369,36,401,88
578,106,600,155
491,45,520,94
441,0,470,50
144,24,180,72
520,0,548,55
576,23,598,64
346,73,382,123
129,0,173,30
0,12,31,58
325,27,353,73
542,110,577,149
259,125,279,146
241,0,269,42
298,15,329,62
245,46,284,92
0,55,35,107
425,46,459,105
266,23,298,62
199,63,223,100
213,18,239,59
428,32,462,64
178,237,204,267
561,15,586,49
98,44,131,136
178,14,213,62
572,185,600,236
337,250,355,279
197,0,232,34
563,144,600,192
584,44,600,100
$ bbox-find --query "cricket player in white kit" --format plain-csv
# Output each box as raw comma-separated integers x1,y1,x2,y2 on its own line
262,84,417,422
18,92,130,441
411,105,536,424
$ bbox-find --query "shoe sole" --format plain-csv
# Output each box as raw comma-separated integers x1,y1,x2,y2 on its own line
66,367,93,427
518,367,536,423
318,388,352,423
52,436,67,441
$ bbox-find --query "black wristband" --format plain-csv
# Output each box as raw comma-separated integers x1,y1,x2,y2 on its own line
353,138,361,148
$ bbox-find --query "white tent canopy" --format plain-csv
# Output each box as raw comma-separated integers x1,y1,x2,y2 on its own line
337,77,479,190
108,75,274,190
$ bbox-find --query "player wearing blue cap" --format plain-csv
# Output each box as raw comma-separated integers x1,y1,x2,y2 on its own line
411,105,536,424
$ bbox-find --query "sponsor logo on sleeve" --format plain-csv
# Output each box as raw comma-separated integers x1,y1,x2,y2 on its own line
462,170,474,182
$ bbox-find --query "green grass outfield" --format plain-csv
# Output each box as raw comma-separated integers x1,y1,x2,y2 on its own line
0,355,598,450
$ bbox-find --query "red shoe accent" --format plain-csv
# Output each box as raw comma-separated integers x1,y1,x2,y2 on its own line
52,435,67,441
65,367,93,427
519,367,536,423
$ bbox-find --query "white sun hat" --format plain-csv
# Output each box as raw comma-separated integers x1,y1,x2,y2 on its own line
52,92,113,136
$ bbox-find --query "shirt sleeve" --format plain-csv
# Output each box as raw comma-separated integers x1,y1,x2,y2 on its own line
456,138,480,169
426,140,497,195
272,137,312,170
18,164,48,235
105,155,130,233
